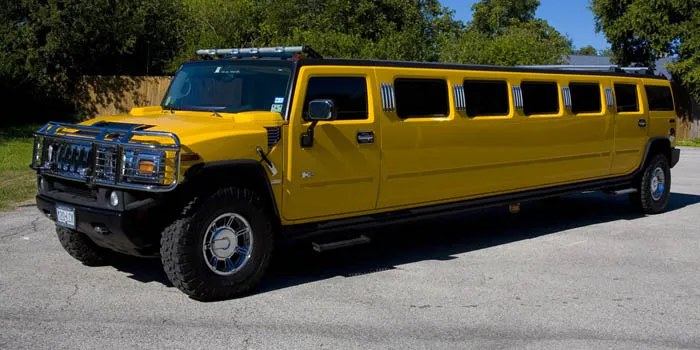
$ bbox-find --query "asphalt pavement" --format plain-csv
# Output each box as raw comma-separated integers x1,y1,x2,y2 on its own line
1,148,700,349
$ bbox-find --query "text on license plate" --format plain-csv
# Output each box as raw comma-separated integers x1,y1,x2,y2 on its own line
56,206,76,229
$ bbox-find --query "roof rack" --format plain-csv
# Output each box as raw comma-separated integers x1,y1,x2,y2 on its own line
195,46,322,59
518,64,654,75
517,64,623,72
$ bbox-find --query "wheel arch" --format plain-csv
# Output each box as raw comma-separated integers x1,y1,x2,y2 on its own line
641,137,672,170
181,160,281,221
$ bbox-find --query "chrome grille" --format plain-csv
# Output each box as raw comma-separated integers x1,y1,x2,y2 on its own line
33,122,182,192
95,146,118,183
44,140,93,178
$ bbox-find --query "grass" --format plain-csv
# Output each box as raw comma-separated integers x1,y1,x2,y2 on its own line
677,138,700,147
0,125,40,210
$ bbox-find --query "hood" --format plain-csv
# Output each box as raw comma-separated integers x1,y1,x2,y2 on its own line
82,106,286,143
81,106,286,162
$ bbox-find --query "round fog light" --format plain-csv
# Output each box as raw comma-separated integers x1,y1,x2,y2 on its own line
109,191,120,207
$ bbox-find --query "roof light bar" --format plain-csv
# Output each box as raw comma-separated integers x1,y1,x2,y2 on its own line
195,46,322,59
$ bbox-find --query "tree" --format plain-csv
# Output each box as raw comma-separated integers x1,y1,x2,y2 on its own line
471,0,540,36
174,0,462,66
575,45,599,56
0,0,188,122
591,0,700,100
439,0,571,65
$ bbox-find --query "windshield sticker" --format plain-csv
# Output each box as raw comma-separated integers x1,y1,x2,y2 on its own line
270,104,284,113
274,97,284,104
164,96,171,105
214,66,221,73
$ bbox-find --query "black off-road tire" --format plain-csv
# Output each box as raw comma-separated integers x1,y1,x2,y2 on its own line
56,226,109,266
629,153,671,214
160,187,275,301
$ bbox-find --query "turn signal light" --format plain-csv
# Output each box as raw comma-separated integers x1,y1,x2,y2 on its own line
138,159,155,174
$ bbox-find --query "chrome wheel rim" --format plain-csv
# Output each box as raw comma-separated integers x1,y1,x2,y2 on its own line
202,213,253,276
650,167,666,201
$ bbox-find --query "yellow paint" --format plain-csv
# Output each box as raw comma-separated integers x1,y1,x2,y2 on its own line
77,64,675,226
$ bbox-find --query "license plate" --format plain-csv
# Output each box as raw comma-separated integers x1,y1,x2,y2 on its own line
56,206,76,230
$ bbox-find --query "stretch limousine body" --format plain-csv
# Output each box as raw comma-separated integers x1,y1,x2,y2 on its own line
31,46,680,300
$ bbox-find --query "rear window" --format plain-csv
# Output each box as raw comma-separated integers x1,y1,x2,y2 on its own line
521,82,559,116
614,84,639,112
645,85,674,111
394,78,449,118
463,80,510,117
569,83,602,114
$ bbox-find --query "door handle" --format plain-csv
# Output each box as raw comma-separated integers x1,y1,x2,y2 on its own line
638,119,647,127
356,131,374,144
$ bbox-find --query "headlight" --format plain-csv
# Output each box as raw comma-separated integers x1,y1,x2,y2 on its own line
32,136,43,168
121,148,167,185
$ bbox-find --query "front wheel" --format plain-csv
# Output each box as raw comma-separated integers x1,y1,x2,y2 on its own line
629,153,671,214
160,187,274,301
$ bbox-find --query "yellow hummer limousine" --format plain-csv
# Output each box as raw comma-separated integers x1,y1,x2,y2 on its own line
31,46,680,300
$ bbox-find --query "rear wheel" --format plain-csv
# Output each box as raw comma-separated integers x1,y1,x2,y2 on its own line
629,153,671,214
160,187,274,301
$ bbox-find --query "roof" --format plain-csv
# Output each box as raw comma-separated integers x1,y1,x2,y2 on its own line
297,58,667,80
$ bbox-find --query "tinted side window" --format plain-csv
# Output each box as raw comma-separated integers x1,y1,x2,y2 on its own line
463,80,509,117
303,77,368,120
569,83,601,114
394,78,449,118
645,85,674,111
521,82,559,115
614,84,639,112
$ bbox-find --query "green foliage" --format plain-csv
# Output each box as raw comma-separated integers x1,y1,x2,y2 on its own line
470,0,540,35
0,0,188,123
575,45,600,56
173,0,461,66
591,0,700,100
440,0,571,65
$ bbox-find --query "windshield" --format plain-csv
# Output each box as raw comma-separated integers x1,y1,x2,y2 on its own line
162,60,293,115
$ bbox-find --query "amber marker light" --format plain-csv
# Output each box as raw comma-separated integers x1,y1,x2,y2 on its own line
138,159,156,175
180,153,201,162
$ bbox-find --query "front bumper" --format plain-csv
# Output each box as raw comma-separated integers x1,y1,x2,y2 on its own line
36,194,161,256
671,147,680,168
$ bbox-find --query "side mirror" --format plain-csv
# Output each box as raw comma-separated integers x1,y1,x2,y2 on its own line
302,99,336,147
307,99,336,121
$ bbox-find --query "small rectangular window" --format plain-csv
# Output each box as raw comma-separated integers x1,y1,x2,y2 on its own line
463,80,509,117
614,84,639,112
303,77,368,120
569,83,602,114
521,82,559,115
394,78,449,118
645,85,674,111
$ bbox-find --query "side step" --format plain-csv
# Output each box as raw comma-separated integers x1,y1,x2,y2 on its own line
605,188,638,196
312,235,371,253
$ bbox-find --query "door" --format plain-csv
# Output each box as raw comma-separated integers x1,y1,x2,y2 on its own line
611,80,648,174
282,67,381,221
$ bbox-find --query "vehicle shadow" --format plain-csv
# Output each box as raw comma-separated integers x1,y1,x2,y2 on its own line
110,191,700,296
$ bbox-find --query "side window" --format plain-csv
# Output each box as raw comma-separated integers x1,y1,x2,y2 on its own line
394,78,449,118
521,82,559,116
569,83,602,114
645,85,674,111
614,84,639,112
463,80,509,117
303,77,368,120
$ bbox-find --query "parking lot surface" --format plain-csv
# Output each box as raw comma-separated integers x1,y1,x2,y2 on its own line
1,148,699,349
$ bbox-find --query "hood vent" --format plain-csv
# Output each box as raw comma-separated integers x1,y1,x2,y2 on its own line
265,127,281,149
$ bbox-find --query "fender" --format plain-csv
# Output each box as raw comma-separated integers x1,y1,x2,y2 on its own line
183,160,281,220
